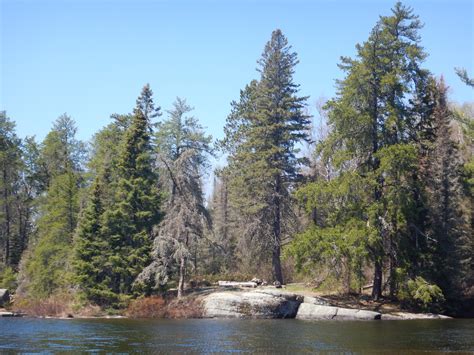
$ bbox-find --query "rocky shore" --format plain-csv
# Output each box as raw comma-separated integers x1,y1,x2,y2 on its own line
1,285,453,320
198,287,450,320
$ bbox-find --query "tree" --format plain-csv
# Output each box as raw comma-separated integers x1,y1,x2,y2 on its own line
100,105,161,300
0,112,23,267
221,30,310,284
136,83,162,122
292,3,431,299
74,173,114,305
137,98,212,297
455,68,474,88
18,115,84,298
421,79,471,306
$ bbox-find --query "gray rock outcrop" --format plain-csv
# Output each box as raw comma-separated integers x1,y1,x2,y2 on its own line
202,290,300,318
296,303,381,320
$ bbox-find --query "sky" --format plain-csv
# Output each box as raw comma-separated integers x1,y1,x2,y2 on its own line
1,0,473,146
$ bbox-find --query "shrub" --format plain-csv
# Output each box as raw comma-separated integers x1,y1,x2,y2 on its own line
126,295,203,319
13,292,75,317
126,296,166,318
165,297,203,319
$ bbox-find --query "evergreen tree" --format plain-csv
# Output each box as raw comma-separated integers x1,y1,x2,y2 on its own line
74,173,114,305
137,98,212,297
290,3,430,299
136,83,162,122
18,115,84,298
0,112,23,267
221,30,310,283
100,106,161,300
422,79,471,305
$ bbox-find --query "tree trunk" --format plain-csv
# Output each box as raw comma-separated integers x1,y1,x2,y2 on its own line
178,256,186,298
3,168,11,266
372,259,383,300
272,247,283,284
272,175,284,284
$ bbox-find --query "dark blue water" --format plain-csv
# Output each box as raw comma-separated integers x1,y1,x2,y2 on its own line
1,318,473,353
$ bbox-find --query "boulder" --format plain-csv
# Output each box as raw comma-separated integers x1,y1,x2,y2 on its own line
0,289,9,307
296,303,381,320
202,291,300,319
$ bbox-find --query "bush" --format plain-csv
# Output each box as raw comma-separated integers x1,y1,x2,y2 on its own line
398,276,445,312
13,292,76,317
126,295,203,319
126,296,166,318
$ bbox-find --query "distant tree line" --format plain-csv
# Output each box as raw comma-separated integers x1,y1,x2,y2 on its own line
0,2,472,314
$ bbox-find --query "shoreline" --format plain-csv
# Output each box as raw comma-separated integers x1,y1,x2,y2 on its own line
3,286,456,321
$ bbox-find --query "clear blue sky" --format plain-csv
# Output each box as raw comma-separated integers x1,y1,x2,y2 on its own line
1,0,473,145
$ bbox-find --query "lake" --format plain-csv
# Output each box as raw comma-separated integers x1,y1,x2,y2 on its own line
1,318,473,353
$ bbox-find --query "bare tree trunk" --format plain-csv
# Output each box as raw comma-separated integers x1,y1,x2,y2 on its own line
344,255,351,294
178,256,186,298
372,259,383,300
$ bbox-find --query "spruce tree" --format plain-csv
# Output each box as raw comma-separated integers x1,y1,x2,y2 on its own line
101,106,161,299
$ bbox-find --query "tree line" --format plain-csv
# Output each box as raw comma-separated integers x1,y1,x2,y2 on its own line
1,2,472,314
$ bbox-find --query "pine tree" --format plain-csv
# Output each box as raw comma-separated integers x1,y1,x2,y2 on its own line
221,30,310,283
136,98,212,297
290,3,431,299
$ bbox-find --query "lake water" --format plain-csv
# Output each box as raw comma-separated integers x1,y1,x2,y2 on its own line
1,318,473,353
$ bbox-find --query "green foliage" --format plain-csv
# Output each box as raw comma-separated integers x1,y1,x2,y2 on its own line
24,171,80,298
295,2,433,300
221,29,310,283
0,266,17,290
137,98,212,297
19,115,84,299
398,275,445,312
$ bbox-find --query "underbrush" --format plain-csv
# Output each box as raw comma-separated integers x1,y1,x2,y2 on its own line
126,295,203,319
13,293,76,317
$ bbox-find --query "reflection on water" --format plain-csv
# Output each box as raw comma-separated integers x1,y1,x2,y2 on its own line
1,318,473,353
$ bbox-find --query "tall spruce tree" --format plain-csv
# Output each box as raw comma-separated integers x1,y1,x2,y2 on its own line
221,30,310,283
100,104,161,300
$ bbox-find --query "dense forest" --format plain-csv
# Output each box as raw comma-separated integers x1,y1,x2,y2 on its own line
1,3,472,315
